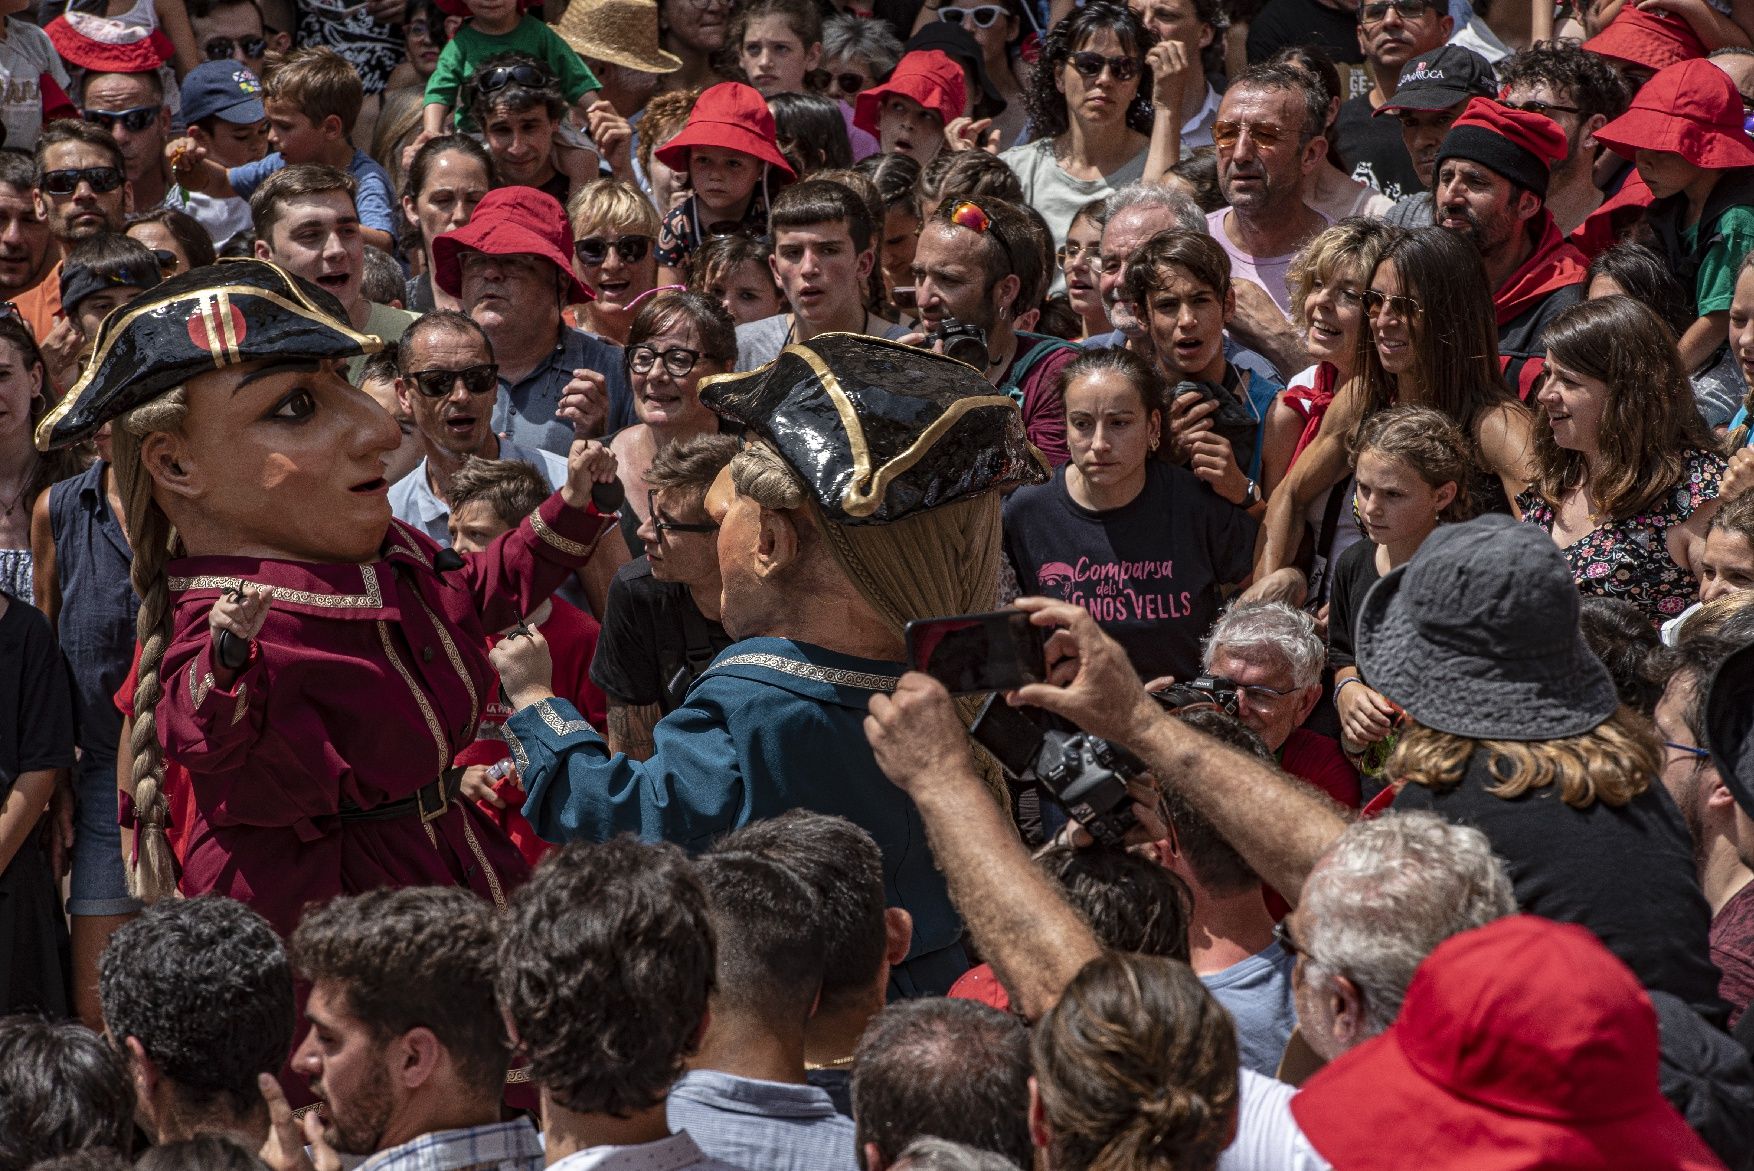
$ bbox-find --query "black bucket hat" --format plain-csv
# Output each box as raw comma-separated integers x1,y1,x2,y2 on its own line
35,259,381,451
906,22,1005,115
1704,638,1754,820
1355,513,1619,741
698,332,1047,525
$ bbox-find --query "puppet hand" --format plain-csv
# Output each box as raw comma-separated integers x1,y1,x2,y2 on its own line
865,672,981,798
490,626,557,710
210,582,273,645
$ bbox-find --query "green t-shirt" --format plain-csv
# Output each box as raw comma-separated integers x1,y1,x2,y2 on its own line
1683,202,1754,315
423,14,599,123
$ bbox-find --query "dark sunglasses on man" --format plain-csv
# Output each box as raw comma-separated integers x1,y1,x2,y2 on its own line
203,34,268,59
1359,0,1434,24
40,167,125,196
81,106,159,134
575,235,654,266
406,363,500,398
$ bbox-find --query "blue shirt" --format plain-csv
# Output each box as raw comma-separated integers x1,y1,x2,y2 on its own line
229,147,398,234
355,1118,545,1171
491,327,635,458
667,1070,858,1171
1202,940,1297,1077
389,439,569,544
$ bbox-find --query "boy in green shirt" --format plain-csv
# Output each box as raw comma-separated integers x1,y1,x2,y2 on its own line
420,0,598,136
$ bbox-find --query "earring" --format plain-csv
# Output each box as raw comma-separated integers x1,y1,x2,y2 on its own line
1149,437,1160,452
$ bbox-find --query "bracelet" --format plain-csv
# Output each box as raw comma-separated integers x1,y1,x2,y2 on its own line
1333,676,1365,704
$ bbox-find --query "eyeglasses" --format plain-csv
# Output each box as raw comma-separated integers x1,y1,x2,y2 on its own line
81,105,159,134
405,363,499,398
1213,119,1297,149
574,234,653,266
1067,51,1141,83
1273,919,1318,963
477,63,551,94
940,4,1006,27
149,248,177,272
825,71,868,95
948,200,1017,270
1057,241,1099,268
630,344,704,377
1664,740,1712,761
1360,0,1435,24
646,491,720,540
1235,680,1297,705
40,167,125,196
1501,98,1580,118
202,34,267,59
1363,290,1422,319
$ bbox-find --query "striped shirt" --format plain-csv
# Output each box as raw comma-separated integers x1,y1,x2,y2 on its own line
355,1119,546,1171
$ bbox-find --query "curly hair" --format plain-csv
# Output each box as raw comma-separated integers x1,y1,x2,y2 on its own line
1033,953,1238,1171
1037,845,1192,959
97,897,293,1118
1495,38,1632,123
1287,217,1399,333
496,838,716,1117
1385,705,1659,808
1024,1,1154,141
290,887,509,1096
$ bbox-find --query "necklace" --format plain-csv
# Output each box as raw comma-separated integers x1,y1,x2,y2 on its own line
0,470,30,518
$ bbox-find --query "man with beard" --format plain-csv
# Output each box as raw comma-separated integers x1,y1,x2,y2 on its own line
272,886,544,1171
1329,0,1453,200
1374,44,1497,229
1431,98,1586,399
1497,42,1632,242
0,152,60,345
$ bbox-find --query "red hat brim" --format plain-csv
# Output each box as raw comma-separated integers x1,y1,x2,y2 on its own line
432,204,595,304
1596,107,1754,169
853,53,965,137
46,17,174,72
1290,1023,1725,1171
1582,8,1706,71
653,121,795,180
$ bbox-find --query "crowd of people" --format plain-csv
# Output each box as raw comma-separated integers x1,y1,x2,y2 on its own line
6,0,1754,1164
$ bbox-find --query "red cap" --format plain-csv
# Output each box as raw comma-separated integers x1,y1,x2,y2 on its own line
1435,96,1569,194
431,186,595,303
46,12,174,74
947,963,1012,1011
1291,916,1725,1171
1595,58,1754,170
653,82,796,179
1583,5,1706,72
854,50,967,138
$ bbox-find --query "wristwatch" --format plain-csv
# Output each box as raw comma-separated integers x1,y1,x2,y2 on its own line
1240,477,1260,507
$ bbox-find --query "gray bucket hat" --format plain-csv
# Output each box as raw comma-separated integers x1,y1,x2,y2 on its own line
1355,514,1619,741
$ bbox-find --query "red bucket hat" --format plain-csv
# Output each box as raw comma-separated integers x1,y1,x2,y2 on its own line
854,50,967,137
1290,916,1725,1171
1583,5,1706,72
653,82,796,178
431,186,594,303
1595,58,1754,170
46,11,175,73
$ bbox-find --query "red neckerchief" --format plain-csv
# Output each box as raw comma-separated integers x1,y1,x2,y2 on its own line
1287,361,1338,469
1495,211,1589,327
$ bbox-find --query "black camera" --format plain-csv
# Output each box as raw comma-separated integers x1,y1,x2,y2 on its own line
970,697,1146,848
1150,674,1241,716
931,317,991,370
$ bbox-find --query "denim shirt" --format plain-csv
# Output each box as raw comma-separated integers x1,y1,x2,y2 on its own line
491,327,635,458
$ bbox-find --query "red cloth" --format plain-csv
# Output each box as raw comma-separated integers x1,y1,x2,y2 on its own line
1570,170,1654,260
655,82,796,178
1284,362,1338,470
948,962,1012,1011
1494,213,1588,329
1583,4,1707,72
1446,96,1569,175
1280,728,1362,809
432,186,595,303
854,50,967,137
39,73,75,125
1595,58,1754,171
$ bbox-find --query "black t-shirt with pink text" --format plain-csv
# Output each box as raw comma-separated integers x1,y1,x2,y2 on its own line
1003,462,1258,684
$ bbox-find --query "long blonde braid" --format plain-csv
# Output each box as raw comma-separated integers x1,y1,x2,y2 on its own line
110,390,188,903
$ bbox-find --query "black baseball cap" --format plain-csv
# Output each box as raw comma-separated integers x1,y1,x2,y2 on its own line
1374,45,1497,116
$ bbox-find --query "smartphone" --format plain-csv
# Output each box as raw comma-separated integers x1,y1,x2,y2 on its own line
904,610,1047,696
892,286,918,311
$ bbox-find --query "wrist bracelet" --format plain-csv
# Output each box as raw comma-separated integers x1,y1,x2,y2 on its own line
1334,676,1364,703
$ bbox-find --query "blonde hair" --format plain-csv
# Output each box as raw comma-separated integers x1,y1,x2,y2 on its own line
110,390,190,902
1287,217,1398,332
1385,706,1657,809
568,178,662,240
264,47,363,135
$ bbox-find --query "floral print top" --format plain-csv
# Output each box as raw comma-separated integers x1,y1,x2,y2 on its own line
1518,448,1725,623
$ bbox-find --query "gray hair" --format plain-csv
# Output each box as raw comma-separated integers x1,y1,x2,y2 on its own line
1101,182,1206,235
1201,601,1324,689
892,1138,1022,1171
823,14,903,79
1299,812,1516,1038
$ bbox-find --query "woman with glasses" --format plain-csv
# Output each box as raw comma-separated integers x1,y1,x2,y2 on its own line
567,179,661,346
999,2,1153,292
1521,295,1726,625
821,14,903,105
1060,198,1109,339
914,0,1034,147
401,135,494,313
609,291,737,544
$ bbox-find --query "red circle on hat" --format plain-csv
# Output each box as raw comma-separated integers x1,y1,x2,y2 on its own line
187,298,249,359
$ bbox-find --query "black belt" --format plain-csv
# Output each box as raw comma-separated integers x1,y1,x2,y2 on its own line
339,766,466,825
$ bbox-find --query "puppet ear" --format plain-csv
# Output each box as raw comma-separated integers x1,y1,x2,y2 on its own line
141,431,202,502
753,506,802,578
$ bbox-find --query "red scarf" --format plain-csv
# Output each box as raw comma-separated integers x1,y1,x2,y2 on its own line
1495,211,1589,327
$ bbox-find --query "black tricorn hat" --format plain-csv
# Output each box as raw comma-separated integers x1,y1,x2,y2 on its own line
35,259,381,451
700,333,1048,525
1704,638,1754,821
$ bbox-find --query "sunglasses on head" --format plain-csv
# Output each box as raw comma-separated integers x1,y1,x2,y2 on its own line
1212,119,1297,149
940,4,1006,27
477,63,552,93
574,234,654,266
1359,0,1434,23
1501,98,1580,118
203,34,267,59
81,105,158,134
406,363,499,398
948,200,1018,270
40,167,125,196
1068,51,1141,83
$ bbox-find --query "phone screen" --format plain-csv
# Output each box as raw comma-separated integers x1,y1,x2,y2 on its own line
892,286,918,311
904,610,1047,696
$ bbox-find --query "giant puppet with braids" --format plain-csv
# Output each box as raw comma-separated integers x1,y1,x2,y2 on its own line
487,333,1049,995
34,260,622,940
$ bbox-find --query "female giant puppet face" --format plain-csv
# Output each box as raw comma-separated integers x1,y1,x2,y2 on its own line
142,357,402,564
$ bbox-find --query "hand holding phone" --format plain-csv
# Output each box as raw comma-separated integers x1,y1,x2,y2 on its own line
904,609,1048,696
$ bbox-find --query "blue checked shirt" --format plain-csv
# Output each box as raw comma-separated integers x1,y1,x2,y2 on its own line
355,1118,546,1171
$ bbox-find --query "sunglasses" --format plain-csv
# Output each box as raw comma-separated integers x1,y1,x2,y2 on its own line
823,70,868,95
948,200,1017,269
203,34,267,59
646,490,719,539
40,167,125,196
405,363,499,398
477,63,551,94
630,344,705,377
940,4,1006,27
149,248,178,272
1067,51,1141,83
1364,290,1422,319
1501,98,1580,118
1212,119,1300,149
574,234,654,266
81,105,158,134
1360,0,1435,23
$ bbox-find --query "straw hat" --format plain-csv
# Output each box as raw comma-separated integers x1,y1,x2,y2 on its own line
555,0,682,75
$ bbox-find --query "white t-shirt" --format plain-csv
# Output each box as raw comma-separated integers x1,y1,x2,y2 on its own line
0,18,70,151
1001,135,1149,294
1222,1069,1332,1171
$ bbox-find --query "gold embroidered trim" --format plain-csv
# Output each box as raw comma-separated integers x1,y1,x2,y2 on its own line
413,592,477,730
190,667,214,709
711,652,898,692
535,697,593,737
388,522,432,568
376,620,449,773
461,812,507,910
503,720,530,775
505,1066,530,1084
528,509,593,558
232,682,248,727
168,567,384,610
